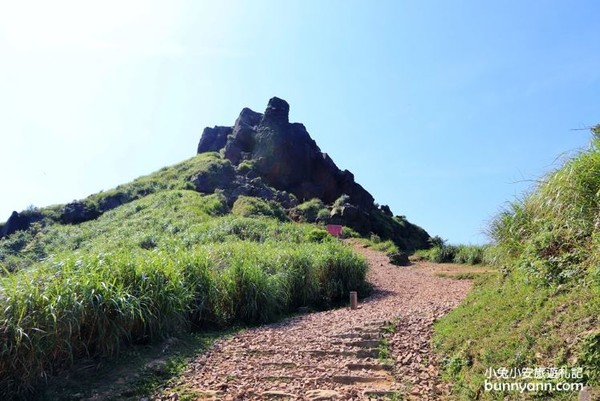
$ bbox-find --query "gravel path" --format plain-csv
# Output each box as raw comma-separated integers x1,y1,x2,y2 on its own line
173,242,471,400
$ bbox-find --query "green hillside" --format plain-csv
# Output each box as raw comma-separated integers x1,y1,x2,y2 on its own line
0,153,370,398
434,127,600,400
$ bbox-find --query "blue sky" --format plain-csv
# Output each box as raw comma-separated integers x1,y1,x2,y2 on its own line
1,1,599,244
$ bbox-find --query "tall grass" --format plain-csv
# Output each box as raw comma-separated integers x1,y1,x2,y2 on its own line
435,127,600,399
0,191,368,398
414,244,487,265
488,126,600,284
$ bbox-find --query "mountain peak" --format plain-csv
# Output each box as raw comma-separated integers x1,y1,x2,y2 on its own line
263,96,289,125
197,97,374,209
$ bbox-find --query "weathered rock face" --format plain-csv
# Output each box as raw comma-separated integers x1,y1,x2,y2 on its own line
0,210,43,238
197,97,375,209
197,126,232,154
61,201,100,225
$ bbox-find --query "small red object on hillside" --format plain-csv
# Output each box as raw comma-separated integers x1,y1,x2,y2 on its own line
326,224,343,238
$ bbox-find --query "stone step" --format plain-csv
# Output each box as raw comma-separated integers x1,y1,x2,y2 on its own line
331,339,381,348
305,389,343,400
261,390,296,399
346,340,381,348
303,348,380,359
331,375,392,385
362,389,402,399
346,363,392,372
261,361,298,368
331,332,381,339
364,320,390,327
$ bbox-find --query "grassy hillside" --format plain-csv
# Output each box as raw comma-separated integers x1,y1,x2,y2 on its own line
434,127,600,400
0,186,368,398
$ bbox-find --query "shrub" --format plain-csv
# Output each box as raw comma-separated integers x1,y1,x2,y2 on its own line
453,245,485,265
236,160,256,175
305,228,331,243
294,198,326,223
487,127,600,284
332,194,350,209
231,196,289,221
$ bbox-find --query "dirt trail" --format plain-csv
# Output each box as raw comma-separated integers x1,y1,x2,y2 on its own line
172,242,472,400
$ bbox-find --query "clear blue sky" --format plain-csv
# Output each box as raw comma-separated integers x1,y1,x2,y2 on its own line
1,1,599,244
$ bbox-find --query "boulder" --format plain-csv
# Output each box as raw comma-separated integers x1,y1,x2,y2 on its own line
197,97,375,209
380,204,393,216
61,201,100,225
0,210,43,238
224,176,297,208
189,164,236,194
195,97,431,250
197,126,231,153
97,192,132,213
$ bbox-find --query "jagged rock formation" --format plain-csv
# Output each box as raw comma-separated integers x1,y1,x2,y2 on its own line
0,210,43,238
198,97,374,210
197,97,431,251
1,97,431,251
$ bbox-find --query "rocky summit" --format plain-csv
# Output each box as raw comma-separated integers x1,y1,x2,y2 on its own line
197,97,431,251
198,97,374,209
0,97,431,251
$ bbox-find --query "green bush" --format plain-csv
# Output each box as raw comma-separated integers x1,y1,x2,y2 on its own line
305,228,331,243
453,245,485,265
0,191,369,398
232,196,289,221
293,198,327,223
236,160,256,175
414,244,487,265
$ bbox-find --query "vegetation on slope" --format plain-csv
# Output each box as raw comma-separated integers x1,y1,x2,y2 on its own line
0,190,368,398
413,237,488,265
434,127,600,400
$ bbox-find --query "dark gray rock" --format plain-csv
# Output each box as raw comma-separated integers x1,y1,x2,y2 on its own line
61,201,100,225
329,204,372,235
98,192,132,213
224,176,297,209
197,126,232,153
0,210,44,238
262,96,289,126
189,163,236,194
195,97,375,210
195,97,430,250
389,252,410,266
380,205,393,216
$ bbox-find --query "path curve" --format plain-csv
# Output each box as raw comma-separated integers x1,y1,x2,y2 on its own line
170,241,471,400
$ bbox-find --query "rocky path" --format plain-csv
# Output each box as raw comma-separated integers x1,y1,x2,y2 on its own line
171,242,472,400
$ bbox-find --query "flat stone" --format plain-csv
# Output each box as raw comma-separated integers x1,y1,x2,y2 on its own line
346,363,392,371
305,389,341,400
306,350,356,357
331,332,379,339
363,389,401,397
579,386,594,401
357,349,380,358
261,362,297,368
332,375,388,385
195,390,220,399
348,340,380,348
262,390,296,399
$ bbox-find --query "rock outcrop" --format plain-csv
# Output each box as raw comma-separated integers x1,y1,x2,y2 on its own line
197,97,374,210
196,97,431,251
0,210,43,238
60,201,101,225
1,97,431,252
